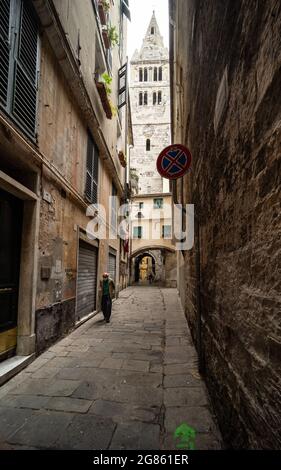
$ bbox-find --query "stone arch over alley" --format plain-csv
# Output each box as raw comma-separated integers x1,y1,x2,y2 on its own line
130,246,177,287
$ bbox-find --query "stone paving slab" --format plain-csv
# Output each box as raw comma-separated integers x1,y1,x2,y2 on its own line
164,387,208,407
0,286,222,450
89,400,159,424
0,407,33,442
10,378,81,397
164,406,217,434
7,411,73,449
110,422,160,450
55,415,116,450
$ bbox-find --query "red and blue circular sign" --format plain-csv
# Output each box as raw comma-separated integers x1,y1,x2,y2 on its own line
156,144,192,180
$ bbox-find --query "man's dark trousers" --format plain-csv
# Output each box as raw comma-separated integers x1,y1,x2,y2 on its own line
102,294,112,322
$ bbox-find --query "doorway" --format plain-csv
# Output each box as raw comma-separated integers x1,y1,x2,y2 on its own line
0,189,23,361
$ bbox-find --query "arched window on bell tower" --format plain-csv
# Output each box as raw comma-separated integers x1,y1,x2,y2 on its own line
144,68,148,82
144,92,148,105
139,68,143,82
153,92,157,105
154,67,158,81
158,91,162,105
139,92,143,106
158,67,163,81
146,139,151,151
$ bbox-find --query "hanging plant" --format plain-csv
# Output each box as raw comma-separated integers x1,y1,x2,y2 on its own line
95,72,117,120
100,0,110,12
118,150,126,167
108,25,119,47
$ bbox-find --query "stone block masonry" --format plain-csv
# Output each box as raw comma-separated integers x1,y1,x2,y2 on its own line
170,0,281,449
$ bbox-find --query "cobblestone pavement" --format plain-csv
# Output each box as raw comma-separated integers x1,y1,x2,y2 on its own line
0,287,222,450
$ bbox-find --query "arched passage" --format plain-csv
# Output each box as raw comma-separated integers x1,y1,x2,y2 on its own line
130,247,177,288
134,252,156,284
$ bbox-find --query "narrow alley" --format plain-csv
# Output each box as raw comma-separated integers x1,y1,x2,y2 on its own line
0,0,280,458
0,287,220,450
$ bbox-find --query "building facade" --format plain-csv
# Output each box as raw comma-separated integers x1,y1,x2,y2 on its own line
0,0,132,377
129,12,176,287
131,193,176,287
169,0,281,449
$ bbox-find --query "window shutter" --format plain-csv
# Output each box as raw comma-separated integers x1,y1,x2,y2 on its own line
92,140,99,203
86,137,93,201
111,183,117,232
86,133,99,204
12,1,39,137
0,0,11,108
121,0,131,21
118,62,127,109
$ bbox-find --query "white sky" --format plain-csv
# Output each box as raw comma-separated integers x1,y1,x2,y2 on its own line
127,0,169,61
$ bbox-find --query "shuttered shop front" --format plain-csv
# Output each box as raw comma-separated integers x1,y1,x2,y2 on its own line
108,252,116,283
76,240,98,322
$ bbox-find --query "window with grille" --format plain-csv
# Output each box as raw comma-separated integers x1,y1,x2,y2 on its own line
85,132,99,204
0,0,40,138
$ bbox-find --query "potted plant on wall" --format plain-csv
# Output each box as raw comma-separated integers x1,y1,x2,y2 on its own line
95,72,113,119
118,150,126,167
98,0,110,25
108,25,119,47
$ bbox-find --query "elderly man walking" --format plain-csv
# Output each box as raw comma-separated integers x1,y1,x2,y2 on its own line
99,273,115,323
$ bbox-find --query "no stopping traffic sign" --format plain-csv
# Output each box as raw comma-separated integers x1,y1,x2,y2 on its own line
156,144,192,180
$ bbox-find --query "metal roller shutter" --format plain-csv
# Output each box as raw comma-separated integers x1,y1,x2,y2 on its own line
108,253,116,284
76,240,98,322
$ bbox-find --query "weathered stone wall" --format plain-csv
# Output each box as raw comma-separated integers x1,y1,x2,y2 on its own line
170,0,281,449
34,24,123,350
35,299,75,354
164,251,177,288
